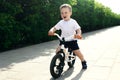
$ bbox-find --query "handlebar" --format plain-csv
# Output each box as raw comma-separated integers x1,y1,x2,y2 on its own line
54,33,62,40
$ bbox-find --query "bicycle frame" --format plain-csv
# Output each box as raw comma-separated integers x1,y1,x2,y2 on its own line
54,33,76,63
60,44,76,62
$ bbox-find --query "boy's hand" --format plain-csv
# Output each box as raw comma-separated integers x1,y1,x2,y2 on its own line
48,27,56,36
74,34,82,39
48,31,54,36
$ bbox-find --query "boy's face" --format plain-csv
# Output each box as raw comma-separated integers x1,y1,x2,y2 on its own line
60,7,72,21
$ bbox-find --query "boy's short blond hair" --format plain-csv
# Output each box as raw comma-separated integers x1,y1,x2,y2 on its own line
60,4,72,12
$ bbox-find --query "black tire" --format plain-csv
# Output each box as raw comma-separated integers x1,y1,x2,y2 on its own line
67,52,76,68
50,53,65,78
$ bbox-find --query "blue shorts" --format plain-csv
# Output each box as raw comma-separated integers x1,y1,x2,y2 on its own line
59,40,79,51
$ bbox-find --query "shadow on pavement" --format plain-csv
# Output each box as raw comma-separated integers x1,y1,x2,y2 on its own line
0,40,58,70
50,67,74,80
71,69,86,80
50,68,86,80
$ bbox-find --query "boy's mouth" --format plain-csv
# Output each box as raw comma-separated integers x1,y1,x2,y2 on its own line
63,16,67,19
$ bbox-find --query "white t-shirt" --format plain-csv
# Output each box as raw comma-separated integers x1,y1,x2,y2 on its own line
54,18,81,38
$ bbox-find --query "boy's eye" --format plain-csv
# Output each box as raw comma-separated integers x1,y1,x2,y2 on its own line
61,12,67,15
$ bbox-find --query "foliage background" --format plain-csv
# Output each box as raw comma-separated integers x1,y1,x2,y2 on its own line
0,0,120,51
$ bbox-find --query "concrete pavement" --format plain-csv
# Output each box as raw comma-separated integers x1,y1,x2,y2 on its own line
0,26,120,80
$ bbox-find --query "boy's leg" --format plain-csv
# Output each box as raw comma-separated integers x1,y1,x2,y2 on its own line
73,49,87,69
73,49,85,61
56,46,61,53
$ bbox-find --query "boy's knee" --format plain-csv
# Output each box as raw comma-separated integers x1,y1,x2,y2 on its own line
56,46,61,53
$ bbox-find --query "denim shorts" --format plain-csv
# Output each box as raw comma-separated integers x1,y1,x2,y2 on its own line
59,40,79,51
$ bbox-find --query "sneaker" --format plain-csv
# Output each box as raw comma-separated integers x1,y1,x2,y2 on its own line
81,60,87,69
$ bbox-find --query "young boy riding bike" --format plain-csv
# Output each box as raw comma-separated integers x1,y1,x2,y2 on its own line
48,4,87,69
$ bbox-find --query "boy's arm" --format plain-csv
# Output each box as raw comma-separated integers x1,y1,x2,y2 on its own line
48,27,57,36
74,29,82,39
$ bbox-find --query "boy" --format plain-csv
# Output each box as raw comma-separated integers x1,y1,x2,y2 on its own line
48,4,87,69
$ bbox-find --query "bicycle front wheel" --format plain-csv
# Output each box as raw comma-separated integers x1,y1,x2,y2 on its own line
50,53,64,78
